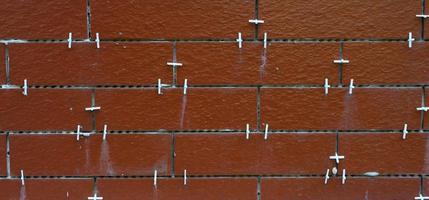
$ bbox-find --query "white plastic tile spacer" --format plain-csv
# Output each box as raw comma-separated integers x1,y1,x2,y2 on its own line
264,124,269,140
248,19,264,24
183,79,188,95
88,193,103,200
20,169,24,186
22,79,28,96
76,125,82,141
324,168,330,185
415,194,429,200
416,14,429,18
333,59,350,64
324,78,330,95
236,32,243,49
332,167,338,175
349,79,355,95
167,62,183,67
417,106,429,112
363,172,380,177
158,79,162,95
184,169,187,185
246,123,250,139
85,106,101,111
263,32,268,49
95,33,100,49
342,169,346,184
68,32,72,48
103,124,108,141
402,123,408,140
329,152,345,164
408,32,415,48
153,170,158,186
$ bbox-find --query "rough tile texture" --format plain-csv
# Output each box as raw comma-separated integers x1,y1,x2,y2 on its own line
97,178,257,200
259,0,421,39
0,1,87,39
1,1,428,199
261,88,421,130
0,89,92,131
0,179,93,200
175,133,335,175
10,134,171,176
340,133,429,174
9,43,173,85
261,178,420,200
343,43,429,84
91,0,255,39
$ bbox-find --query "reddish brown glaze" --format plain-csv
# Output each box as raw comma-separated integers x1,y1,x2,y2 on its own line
9,43,173,85
176,43,339,85
0,1,87,39
176,43,261,85
97,178,257,200
0,179,93,200
180,88,257,130
0,135,6,176
10,134,171,176
424,88,429,130
340,133,429,174
261,178,420,200
91,0,254,39
96,89,183,131
175,133,336,175
259,0,421,39
343,43,429,84
96,88,257,131
261,88,421,130
0,89,92,131
0,44,5,84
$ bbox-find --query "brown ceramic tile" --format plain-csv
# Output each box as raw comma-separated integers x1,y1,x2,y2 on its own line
261,88,421,130
10,134,171,176
0,44,5,84
176,43,339,85
91,0,254,39
343,43,429,84
259,0,420,39
423,178,429,197
0,179,93,200
96,88,257,131
176,43,261,85
9,43,173,85
0,89,92,131
97,178,257,200
340,133,429,174
0,135,6,176
95,89,183,131
0,1,87,39
424,88,429,130
175,133,336,175
181,88,257,130
261,178,420,200
425,3,429,39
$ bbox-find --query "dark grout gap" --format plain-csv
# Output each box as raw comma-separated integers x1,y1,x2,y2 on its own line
86,0,92,39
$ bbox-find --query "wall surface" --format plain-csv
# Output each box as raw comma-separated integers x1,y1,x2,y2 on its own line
0,0,428,199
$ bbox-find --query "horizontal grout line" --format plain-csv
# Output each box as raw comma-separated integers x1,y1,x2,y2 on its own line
1,84,426,90
0,38,420,44
0,173,424,180
4,130,429,135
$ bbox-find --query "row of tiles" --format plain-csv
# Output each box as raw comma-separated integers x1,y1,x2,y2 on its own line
0,133,428,176
0,0,426,39
1,42,429,85
0,88,426,131
1,177,427,200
